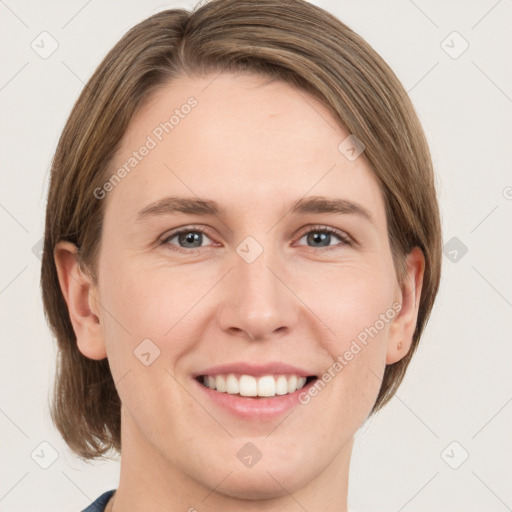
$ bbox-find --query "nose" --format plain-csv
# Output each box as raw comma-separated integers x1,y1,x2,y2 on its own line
216,246,299,342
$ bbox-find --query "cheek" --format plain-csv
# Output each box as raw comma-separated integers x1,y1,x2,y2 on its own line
98,251,198,334
295,259,396,346
97,252,220,377
98,238,396,378
298,261,394,404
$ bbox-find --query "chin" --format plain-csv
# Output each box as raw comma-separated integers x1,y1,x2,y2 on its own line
193,446,321,501
207,465,311,501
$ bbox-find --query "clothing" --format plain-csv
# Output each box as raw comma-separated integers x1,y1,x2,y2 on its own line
81,490,115,512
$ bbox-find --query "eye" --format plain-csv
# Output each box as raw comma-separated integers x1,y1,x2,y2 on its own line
161,226,215,251
296,226,352,250
160,224,352,253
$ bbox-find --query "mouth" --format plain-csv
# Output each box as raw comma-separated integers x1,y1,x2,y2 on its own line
195,373,318,398
192,362,320,419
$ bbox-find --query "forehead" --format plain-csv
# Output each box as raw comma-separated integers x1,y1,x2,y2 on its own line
120,72,345,163
105,72,385,225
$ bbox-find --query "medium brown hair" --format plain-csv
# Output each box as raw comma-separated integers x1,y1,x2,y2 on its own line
41,0,442,459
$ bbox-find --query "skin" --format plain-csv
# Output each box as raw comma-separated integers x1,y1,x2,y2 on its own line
55,72,424,512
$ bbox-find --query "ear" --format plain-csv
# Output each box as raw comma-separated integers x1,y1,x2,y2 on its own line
386,246,425,365
53,241,107,360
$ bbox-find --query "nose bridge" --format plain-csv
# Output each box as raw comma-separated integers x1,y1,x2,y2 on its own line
218,236,298,340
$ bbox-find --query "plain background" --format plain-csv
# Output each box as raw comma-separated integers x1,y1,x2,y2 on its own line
1,1,511,511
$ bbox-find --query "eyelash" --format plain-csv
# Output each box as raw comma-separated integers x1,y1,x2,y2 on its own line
160,225,353,253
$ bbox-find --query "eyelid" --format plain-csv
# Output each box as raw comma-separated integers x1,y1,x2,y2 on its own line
160,223,355,254
160,225,214,247
294,224,354,248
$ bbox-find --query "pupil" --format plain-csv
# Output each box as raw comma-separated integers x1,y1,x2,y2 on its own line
177,231,331,248
180,232,201,247
309,232,329,247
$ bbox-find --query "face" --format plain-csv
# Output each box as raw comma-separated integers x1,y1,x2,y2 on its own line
76,72,420,499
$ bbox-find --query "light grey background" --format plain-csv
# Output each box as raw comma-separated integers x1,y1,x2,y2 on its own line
1,1,511,511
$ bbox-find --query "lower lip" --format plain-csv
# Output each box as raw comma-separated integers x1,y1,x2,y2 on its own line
194,378,317,420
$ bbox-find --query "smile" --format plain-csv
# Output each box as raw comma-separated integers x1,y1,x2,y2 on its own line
198,373,314,397
193,362,319,419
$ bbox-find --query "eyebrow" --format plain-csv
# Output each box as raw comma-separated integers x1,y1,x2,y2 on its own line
135,195,374,225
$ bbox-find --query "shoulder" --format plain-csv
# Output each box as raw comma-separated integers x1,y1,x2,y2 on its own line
80,490,116,512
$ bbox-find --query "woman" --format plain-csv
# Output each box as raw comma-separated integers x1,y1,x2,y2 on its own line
41,0,442,510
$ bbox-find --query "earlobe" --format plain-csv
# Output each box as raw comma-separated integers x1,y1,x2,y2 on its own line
386,247,425,365
53,241,107,360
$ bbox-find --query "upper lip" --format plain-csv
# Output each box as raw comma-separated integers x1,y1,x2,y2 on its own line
194,362,316,378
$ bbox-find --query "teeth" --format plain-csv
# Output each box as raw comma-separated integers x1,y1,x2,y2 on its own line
202,373,309,397
215,375,226,392
239,375,258,396
226,374,239,394
276,375,289,395
258,375,275,397
287,375,297,393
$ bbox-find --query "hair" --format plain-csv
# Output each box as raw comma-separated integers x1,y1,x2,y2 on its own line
41,0,442,459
